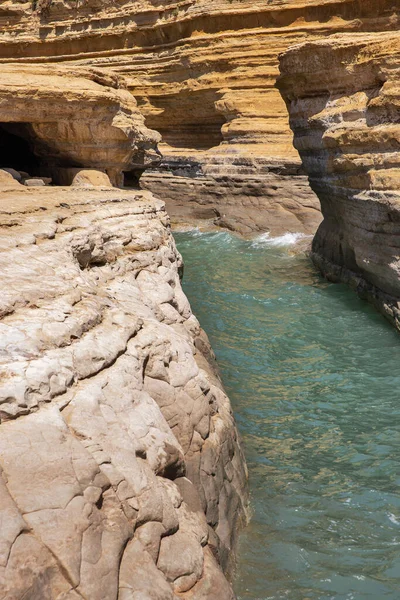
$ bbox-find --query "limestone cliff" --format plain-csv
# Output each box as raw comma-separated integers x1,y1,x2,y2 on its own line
2,0,397,232
0,183,248,599
0,65,248,599
277,32,400,328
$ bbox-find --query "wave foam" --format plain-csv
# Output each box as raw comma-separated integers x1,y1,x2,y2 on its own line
251,232,311,248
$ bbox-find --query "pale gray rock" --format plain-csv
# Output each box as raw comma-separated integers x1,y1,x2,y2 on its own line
0,186,248,599
23,178,46,186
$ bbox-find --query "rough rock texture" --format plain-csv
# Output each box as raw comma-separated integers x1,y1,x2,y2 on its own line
141,155,321,235
0,185,248,598
2,1,394,232
0,64,161,186
277,32,400,327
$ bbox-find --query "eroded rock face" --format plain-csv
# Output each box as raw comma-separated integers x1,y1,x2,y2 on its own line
141,155,322,235
3,1,397,231
0,186,248,598
277,32,400,327
0,64,161,184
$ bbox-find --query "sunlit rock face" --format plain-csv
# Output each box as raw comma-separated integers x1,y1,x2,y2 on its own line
0,64,161,184
0,184,248,599
277,32,400,328
2,0,397,232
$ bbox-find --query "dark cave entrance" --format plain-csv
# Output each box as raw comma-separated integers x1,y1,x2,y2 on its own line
0,123,43,174
123,169,142,189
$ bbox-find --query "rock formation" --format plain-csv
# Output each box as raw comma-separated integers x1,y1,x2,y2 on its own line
2,1,397,232
0,182,248,599
0,65,248,598
277,32,400,328
0,64,161,186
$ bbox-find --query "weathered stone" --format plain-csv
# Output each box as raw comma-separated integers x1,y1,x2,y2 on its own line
0,184,248,598
0,64,161,184
1,167,21,181
24,178,45,186
0,169,21,188
278,32,400,328
54,168,112,188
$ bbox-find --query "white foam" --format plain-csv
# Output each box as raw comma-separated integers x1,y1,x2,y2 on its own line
251,232,311,248
388,512,400,525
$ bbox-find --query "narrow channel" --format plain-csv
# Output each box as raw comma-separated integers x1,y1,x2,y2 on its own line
175,230,400,600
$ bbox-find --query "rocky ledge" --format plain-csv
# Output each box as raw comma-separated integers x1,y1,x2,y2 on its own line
141,153,321,236
0,183,248,599
277,32,400,327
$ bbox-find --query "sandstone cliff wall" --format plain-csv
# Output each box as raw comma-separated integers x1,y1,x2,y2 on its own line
277,32,400,328
2,0,397,232
0,182,248,599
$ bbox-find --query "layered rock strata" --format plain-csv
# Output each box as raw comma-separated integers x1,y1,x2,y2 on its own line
0,183,248,598
141,155,321,235
2,0,397,232
0,64,161,185
277,32,400,328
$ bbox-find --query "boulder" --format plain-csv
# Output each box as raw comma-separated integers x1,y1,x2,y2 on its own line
277,32,400,328
1,167,22,181
24,178,45,186
53,168,112,188
0,169,22,188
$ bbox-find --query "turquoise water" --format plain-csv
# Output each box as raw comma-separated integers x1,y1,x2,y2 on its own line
174,230,400,600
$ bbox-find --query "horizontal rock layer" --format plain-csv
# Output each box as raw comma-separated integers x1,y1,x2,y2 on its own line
277,32,400,327
0,185,248,598
2,0,398,231
141,154,322,235
0,64,160,184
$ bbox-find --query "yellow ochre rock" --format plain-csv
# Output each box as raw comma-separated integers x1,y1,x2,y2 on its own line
277,32,400,327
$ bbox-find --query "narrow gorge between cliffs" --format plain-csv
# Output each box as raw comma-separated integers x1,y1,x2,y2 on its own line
176,230,400,600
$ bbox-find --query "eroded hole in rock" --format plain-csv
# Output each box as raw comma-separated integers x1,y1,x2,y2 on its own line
0,122,87,186
123,169,141,188
0,123,42,174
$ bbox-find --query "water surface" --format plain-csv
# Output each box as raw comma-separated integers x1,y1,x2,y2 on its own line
175,230,400,600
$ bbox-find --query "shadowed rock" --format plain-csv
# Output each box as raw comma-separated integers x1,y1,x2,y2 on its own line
277,32,400,328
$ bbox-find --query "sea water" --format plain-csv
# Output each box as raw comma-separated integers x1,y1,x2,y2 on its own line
174,230,400,600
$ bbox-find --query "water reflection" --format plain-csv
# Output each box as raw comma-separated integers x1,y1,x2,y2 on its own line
175,231,400,600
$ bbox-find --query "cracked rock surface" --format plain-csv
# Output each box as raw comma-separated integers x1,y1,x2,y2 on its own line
0,186,248,599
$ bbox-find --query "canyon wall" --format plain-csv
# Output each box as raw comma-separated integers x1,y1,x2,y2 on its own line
1,0,397,232
277,32,400,328
0,66,248,599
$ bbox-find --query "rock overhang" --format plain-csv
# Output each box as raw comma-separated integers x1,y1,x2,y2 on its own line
0,63,162,186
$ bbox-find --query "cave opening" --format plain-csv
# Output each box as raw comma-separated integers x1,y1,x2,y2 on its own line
0,123,43,175
123,169,142,189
